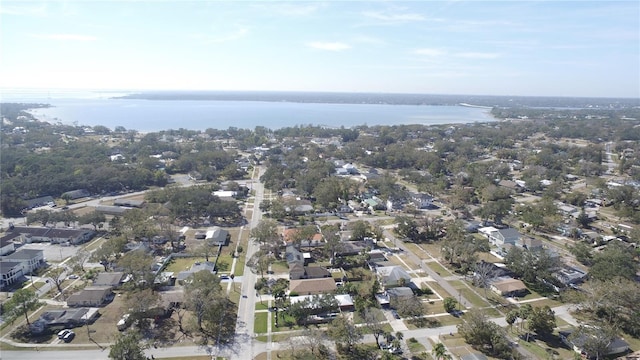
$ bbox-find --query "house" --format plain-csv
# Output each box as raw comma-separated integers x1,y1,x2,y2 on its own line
334,294,355,311
553,267,586,286
289,278,337,296
8,226,95,245
490,277,528,297
113,199,145,208
24,196,55,209
2,249,45,275
176,262,216,282
517,236,543,250
335,241,366,257
480,227,521,247
386,287,414,302
559,329,629,357
0,233,18,255
286,245,309,267
212,190,237,199
93,272,126,287
205,227,229,246
412,193,437,209
363,197,386,212
376,266,412,288
30,307,99,334
61,189,91,200
95,205,131,215
289,265,331,280
66,286,114,307
0,260,24,289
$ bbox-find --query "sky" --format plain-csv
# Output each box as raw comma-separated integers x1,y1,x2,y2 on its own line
1,1,639,98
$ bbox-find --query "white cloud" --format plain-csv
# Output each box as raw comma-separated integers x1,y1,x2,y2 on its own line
362,11,425,23
414,48,446,57
456,52,500,59
307,42,351,51
32,34,97,41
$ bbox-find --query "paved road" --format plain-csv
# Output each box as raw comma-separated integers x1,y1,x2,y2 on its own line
232,166,266,360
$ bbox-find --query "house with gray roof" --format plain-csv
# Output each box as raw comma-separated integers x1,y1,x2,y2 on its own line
30,307,99,334
0,260,24,289
93,272,126,287
176,262,216,282
376,266,412,288
2,249,45,275
0,233,18,256
66,286,114,307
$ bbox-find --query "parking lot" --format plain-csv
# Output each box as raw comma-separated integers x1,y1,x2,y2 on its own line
20,242,80,263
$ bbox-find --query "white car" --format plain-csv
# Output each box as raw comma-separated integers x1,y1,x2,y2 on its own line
57,329,71,339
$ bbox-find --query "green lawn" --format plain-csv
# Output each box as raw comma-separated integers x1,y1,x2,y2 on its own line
407,338,427,354
164,257,206,273
425,261,452,276
255,312,268,334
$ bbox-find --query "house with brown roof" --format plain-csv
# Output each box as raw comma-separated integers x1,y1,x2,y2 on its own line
289,278,337,296
289,265,331,280
490,277,528,297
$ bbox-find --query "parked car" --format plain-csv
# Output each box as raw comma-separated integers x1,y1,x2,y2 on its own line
63,331,75,343
391,310,400,319
57,329,71,339
67,274,79,280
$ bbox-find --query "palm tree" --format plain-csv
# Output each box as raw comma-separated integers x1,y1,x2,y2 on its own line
432,342,452,360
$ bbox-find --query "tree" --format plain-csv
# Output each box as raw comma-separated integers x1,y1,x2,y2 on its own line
504,246,560,284
48,267,67,299
443,297,458,313
432,342,452,360
506,310,519,332
69,249,91,273
327,315,362,352
91,236,127,271
109,330,147,360
116,249,155,288
457,309,513,358
250,219,281,255
577,277,640,336
78,210,107,231
183,270,236,346
527,305,556,339
569,241,594,266
125,288,160,326
473,261,498,296
568,325,617,360
393,295,424,321
350,220,371,241
441,220,478,272
519,304,533,331
589,242,637,281
5,288,38,326
246,249,273,278
362,307,386,348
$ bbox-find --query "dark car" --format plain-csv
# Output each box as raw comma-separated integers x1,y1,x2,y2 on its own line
391,310,400,319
